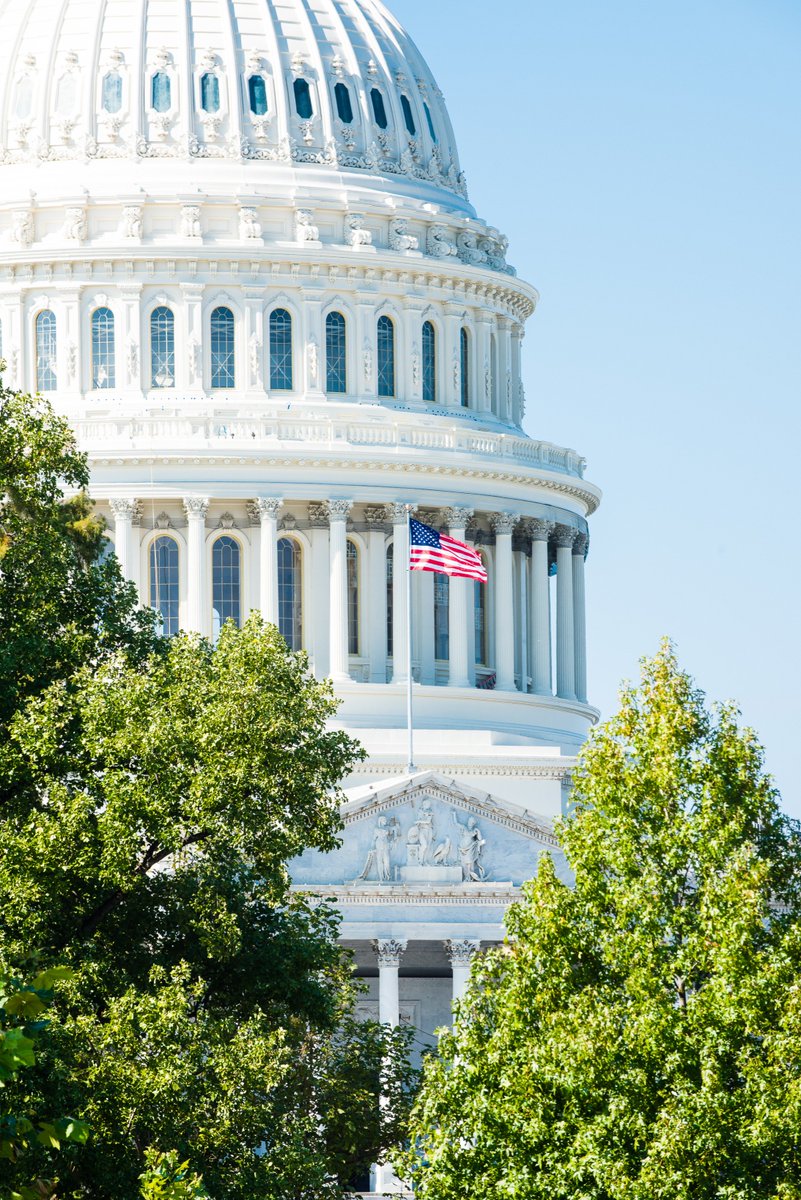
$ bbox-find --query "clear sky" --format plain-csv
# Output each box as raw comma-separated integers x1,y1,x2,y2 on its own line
391,0,801,817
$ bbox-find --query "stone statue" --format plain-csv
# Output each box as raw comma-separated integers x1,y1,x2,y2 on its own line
452,811,487,881
358,815,400,883
407,799,435,866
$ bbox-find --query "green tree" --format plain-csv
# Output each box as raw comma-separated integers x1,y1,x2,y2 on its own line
401,644,801,1200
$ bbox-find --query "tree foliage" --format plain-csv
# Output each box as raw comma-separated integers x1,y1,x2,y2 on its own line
401,644,801,1200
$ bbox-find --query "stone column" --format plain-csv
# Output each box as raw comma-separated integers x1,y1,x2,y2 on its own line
491,513,518,692
328,500,354,684
372,938,408,1196
250,498,282,626
516,548,528,691
554,524,577,701
181,284,204,392
366,507,389,684
308,505,331,678
497,317,513,422
120,284,143,398
476,316,494,414
243,287,265,398
109,498,140,589
445,939,482,1006
443,507,473,688
573,532,588,704
390,503,412,685
183,497,209,635
527,519,554,695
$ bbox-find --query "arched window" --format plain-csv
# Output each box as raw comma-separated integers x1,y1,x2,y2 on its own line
91,307,115,389
15,78,33,120
210,306,235,388
434,573,449,661
293,78,313,119
102,71,123,113
424,102,437,142
386,543,394,658
474,567,488,665
55,73,78,115
460,327,470,408
277,537,302,650
248,74,268,115
377,315,395,398
334,81,353,124
325,311,347,394
370,88,388,129
150,536,180,637
151,306,175,388
151,71,171,112
347,540,360,656
400,94,416,136
200,72,220,113
35,311,57,392
212,535,241,637
269,309,293,391
422,320,436,403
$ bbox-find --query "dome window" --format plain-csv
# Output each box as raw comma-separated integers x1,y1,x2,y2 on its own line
210,306,235,388
460,328,470,407
15,77,33,120
150,536,180,638
150,306,175,388
35,311,57,392
293,78,313,120
277,537,303,650
102,71,123,114
370,88,388,130
269,309,293,391
200,72,220,114
377,315,395,398
334,82,353,124
325,312,347,395
248,74,268,116
212,535,241,638
424,102,437,142
422,320,436,402
151,71,171,113
91,307,116,389
400,94,416,137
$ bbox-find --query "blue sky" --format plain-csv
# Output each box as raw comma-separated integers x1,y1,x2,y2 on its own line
391,0,801,817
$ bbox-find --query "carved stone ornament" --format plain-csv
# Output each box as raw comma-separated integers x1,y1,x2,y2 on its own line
307,503,329,528
362,344,373,386
452,811,488,881
218,513,236,529
389,502,414,523
121,206,143,240
109,498,140,521
345,212,372,247
247,497,282,526
63,207,87,242
12,209,34,247
66,341,77,382
445,938,482,968
183,497,210,520
573,531,589,558
326,499,354,522
294,208,319,243
525,518,555,543
180,205,202,239
456,230,487,266
372,938,407,968
426,223,457,259
411,349,420,387
491,512,519,536
307,336,318,385
187,334,200,381
442,506,474,531
358,816,401,882
155,512,172,530
126,338,139,380
553,523,578,549
365,505,388,527
239,206,262,240
279,513,297,531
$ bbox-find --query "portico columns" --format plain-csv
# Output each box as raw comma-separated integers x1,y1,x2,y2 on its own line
492,513,518,692
328,500,353,684
554,524,577,700
372,938,408,1195
444,507,473,688
527,519,554,695
366,507,389,684
183,497,209,634
573,533,588,704
109,499,141,591
253,498,282,625
390,503,412,685
445,939,482,1006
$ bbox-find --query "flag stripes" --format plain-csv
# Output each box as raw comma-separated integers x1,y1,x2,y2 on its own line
408,517,488,583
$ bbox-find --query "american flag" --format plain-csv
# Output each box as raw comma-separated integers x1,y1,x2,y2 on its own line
409,518,488,583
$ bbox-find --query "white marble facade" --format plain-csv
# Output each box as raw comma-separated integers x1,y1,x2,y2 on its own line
0,1,600,1192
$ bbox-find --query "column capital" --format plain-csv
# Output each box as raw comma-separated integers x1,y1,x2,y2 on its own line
248,497,283,525
308,503,329,529
389,502,416,524
182,497,210,521
372,938,407,969
553,523,578,549
491,512,519,536
326,499,354,523
573,531,589,557
109,498,141,523
445,938,482,968
523,517,555,543
365,505,389,528
441,506,474,530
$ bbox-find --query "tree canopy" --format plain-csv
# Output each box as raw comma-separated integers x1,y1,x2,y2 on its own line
401,644,801,1200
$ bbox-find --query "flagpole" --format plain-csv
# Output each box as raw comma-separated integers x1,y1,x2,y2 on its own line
406,507,416,775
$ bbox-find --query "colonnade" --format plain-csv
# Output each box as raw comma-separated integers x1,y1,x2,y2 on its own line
109,497,589,704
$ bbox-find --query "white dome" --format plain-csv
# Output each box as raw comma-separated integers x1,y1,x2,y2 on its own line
0,0,469,210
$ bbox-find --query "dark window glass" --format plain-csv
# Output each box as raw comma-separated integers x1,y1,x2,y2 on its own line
151,71,171,113
325,311,347,394
370,88,388,129
150,536,180,637
248,74,268,115
278,537,302,650
422,320,436,403
269,309,293,391
294,78,313,119
386,543,394,658
474,573,487,665
377,315,395,398
212,536,241,637
435,573,449,661
424,101,437,142
335,81,353,124
347,541,359,655
400,94,416,136
210,306,235,388
200,72,220,114
35,311,57,391
102,71,123,114
91,307,115,389
460,327,469,407
151,306,175,388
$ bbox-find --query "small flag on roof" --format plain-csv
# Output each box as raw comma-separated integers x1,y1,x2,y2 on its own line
409,517,488,583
